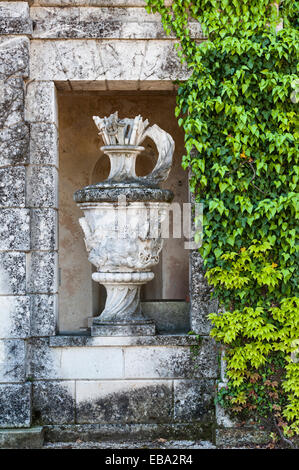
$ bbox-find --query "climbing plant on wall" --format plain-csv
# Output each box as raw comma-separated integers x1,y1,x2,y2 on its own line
146,0,299,443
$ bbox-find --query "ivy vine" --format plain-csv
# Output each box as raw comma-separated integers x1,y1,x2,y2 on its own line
146,0,299,443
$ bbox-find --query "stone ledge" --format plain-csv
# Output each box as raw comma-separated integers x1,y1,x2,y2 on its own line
31,336,216,380
0,427,44,449
91,321,156,337
43,439,216,449
49,334,202,347
44,422,213,443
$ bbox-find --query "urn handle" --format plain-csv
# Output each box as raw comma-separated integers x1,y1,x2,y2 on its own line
139,124,175,185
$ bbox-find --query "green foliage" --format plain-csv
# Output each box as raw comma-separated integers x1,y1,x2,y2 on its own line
146,0,299,441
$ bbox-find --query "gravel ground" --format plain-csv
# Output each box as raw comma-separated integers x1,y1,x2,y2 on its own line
43,440,216,449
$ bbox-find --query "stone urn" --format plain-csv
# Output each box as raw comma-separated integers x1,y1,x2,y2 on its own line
74,112,174,336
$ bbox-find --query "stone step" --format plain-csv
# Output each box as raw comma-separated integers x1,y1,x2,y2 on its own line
0,427,44,449
43,439,216,449
43,423,214,444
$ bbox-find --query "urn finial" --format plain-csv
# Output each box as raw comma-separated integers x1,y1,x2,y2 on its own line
93,112,175,185
93,112,149,146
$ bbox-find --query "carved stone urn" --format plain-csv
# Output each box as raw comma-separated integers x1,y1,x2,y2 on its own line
74,112,174,336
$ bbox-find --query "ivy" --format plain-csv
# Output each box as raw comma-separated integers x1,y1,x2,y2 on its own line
146,0,299,444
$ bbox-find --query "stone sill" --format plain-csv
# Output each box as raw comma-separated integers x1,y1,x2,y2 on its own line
49,333,201,348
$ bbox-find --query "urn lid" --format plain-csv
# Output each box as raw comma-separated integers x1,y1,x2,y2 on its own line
74,184,174,204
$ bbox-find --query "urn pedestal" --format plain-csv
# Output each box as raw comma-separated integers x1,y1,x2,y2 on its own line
74,113,175,336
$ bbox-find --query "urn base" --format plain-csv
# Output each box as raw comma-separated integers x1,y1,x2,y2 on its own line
91,271,156,336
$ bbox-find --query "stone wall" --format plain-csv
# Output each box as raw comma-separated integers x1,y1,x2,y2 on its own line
0,0,225,445
28,334,217,441
0,2,32,428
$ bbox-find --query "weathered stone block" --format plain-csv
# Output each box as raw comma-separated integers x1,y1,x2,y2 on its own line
0,2,32,35
140,41,188,81
215,381,238,428
35,1,159,5
30,123,58,166
216,403,237,428
26,251,58,293
27,337,52,379
191,298,218,335
26,166,58,208
30,5,202,40
0,427,44,449
190,250,217,335
124,339,217,379
0,208,30,250
0,77,24,128
100,40,146,81
32,380,75,424
31,6,165,40
0,166,26,207
0,121,29,167
174,379,215,422
76,380,172,424
0,36,29,80
0,295,30,339
56,347,124,380
25,81,58,124
0,252,26,294
0,339,26,382
215,427,270,447
30,208,58,250
30,294,57,337
29,39,188,83
29,40,106,81
29,341,124,380
0,383,31,428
